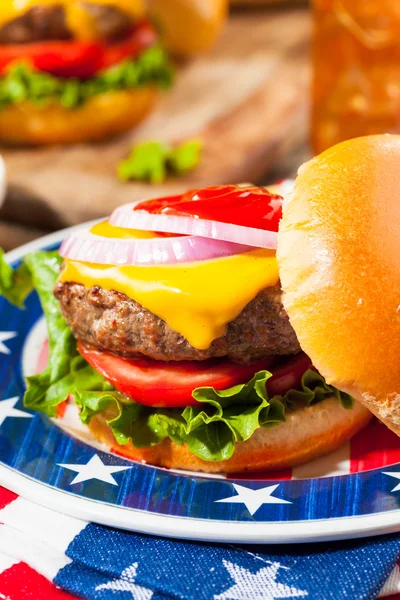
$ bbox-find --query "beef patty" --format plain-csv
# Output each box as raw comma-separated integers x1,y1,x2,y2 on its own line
0,4,133,44
0,6,70,44
54,282,301,364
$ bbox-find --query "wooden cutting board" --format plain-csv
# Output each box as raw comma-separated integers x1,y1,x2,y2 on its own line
0,7,311,246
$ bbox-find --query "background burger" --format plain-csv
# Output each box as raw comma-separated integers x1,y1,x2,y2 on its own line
0,0,172,145
1,163,381,474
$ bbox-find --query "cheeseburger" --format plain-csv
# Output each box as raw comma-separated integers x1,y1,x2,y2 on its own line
0,0,172,145
6,133,399,474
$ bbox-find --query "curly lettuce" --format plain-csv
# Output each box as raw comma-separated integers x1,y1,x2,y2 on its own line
0,248,33,308
0,45,173,110
117,139,202,184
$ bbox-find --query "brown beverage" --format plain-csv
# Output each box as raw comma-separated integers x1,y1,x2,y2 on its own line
312,0,400,154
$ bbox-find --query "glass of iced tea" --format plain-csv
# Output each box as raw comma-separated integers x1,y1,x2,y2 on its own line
311,0,400,154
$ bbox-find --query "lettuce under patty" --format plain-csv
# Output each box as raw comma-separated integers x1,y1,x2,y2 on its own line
0,45,173,110
0,250,354,462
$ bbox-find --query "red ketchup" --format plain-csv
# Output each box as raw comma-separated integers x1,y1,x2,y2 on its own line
135,185,283,232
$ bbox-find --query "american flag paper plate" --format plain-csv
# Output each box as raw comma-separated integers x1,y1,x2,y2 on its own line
1,226,400,545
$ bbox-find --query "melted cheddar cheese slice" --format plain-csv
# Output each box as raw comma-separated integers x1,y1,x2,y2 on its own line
59,221,279,350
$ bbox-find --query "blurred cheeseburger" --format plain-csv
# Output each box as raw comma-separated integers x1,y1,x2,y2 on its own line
0,0,172,145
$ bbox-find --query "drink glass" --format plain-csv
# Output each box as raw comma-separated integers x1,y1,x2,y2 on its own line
312,0,400,154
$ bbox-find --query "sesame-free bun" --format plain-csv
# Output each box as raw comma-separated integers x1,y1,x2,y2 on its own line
87,396,371,473
0,87,156,145
277,135,400,436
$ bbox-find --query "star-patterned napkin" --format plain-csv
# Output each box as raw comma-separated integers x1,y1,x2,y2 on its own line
1,485,400,600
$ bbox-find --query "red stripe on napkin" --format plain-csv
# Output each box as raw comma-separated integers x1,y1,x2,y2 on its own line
0,487,17,510
0,562,75,599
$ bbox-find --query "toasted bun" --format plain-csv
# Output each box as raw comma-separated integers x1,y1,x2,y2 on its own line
87,397,371,473
0,87,156,145
277,135,400,436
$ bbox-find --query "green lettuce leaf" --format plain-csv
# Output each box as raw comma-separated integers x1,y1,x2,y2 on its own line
75,390,178,447
18,251,113,416
0,46,173,110
117,138,202,184
183,372,274,460
0,249,33,308
118,140,170,183
282,369,354,409
168,139,202,175
0,247,354,462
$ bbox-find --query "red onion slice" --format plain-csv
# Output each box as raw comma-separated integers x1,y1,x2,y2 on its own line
109,203,278,250
59,229,254,266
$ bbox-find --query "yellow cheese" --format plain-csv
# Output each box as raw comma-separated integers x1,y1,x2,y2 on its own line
91,221,157,240
0,1,144,38
59,242,279,350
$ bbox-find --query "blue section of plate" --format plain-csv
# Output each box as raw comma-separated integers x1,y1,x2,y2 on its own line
1,238,400,526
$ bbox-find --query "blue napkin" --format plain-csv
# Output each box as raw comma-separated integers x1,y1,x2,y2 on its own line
56,524,400,599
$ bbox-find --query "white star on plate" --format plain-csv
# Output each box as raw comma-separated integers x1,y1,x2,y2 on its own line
383,472,400,492
215,483,291,516
95,562,153,599
58,454,131,486
0,396,33,427
0,331,17,355
215,560,308,600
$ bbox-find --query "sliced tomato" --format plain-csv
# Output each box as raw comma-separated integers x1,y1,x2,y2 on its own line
99,21,157,70
266,353,313,397
78,343,276,408
0,21,157,78
78,343,314,409
56,399,68,418
0,40,102,78
135,185,283,232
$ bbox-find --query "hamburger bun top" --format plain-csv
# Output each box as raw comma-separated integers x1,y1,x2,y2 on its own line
277,134,400,434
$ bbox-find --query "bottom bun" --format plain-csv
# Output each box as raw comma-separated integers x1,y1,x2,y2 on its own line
88,397,372,473
0,87,157,145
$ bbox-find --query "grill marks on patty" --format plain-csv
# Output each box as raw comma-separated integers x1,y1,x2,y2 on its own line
0,4,135,44
54,282,301,364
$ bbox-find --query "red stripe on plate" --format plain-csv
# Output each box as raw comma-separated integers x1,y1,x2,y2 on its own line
36,339,49,374
350,419,400,473
228,468,293,481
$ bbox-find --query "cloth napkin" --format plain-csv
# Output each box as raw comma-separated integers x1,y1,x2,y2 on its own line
1,486,400,600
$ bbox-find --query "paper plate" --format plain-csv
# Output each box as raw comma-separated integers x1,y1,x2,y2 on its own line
1,225,400,544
